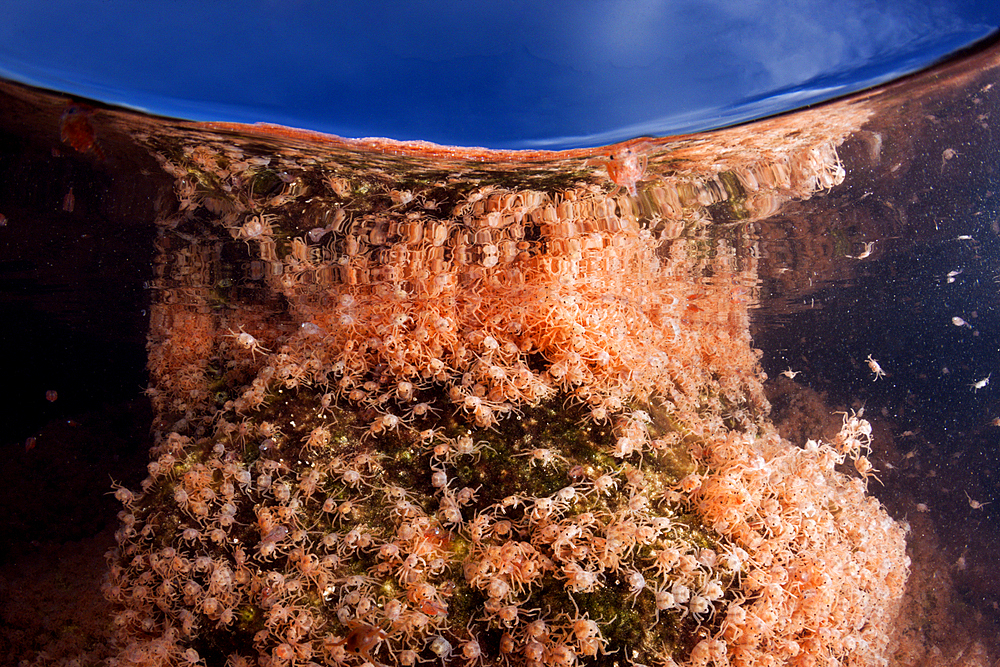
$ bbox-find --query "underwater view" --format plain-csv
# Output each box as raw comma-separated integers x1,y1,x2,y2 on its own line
2,24,1000,667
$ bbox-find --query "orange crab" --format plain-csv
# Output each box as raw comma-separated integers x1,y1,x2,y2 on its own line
60,102,105,160
593,146,648,196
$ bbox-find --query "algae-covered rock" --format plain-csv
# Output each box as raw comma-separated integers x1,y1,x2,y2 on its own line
107,111,907,667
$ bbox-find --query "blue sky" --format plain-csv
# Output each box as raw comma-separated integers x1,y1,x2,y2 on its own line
1,0,997,149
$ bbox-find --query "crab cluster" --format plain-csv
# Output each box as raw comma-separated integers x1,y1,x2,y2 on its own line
106,117,906,667
107,394,741,667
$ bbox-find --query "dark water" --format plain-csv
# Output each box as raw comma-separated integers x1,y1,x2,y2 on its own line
1,35,1000,667
748,47,1000,650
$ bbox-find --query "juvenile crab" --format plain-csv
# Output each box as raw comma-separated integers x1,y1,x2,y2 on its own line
234,212,277,247
226,326,270,359
866,355,886,380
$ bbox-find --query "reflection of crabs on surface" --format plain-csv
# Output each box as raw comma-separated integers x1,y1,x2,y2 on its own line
593,147,648,197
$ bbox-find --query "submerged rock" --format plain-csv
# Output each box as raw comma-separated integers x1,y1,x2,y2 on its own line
107,105,907,667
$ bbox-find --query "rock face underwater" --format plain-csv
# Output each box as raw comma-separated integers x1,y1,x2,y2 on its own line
102,96,909,667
